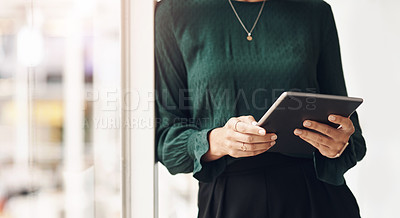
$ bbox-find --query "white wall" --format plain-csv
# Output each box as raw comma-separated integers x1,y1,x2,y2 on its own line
327,1,400,217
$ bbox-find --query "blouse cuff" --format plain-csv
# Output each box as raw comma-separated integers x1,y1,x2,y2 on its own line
313,135,356,186
187,128,227,183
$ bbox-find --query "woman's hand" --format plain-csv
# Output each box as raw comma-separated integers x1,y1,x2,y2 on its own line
294,114,355,158
202,115,277,162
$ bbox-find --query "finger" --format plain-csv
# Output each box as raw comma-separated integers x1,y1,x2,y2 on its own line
298,136,336,158
227,118,240,129
236,141,276,152
229,145,274,158
235,120,266,136
303,120,339,138
295,128,344,154
232,132,277,143
293,129,335,148
238,115,257,124
298,135,326,150
328,114,354,132
239,115,264,128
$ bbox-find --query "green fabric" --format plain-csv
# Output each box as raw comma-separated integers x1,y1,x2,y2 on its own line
155,0,366,185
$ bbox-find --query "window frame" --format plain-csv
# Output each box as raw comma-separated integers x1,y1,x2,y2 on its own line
121,0,158,217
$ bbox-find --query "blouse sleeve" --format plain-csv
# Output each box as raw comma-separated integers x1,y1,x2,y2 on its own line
155,1,226,183
314,2,367,185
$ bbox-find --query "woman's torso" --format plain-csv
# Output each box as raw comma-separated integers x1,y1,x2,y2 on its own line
169,0,326,128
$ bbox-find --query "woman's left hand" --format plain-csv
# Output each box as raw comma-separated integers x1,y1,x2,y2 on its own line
294,114,355,158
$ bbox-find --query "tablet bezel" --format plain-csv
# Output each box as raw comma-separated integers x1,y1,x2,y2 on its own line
256,92,363,126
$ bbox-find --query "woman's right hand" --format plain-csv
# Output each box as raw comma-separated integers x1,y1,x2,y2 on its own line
202,115,277,162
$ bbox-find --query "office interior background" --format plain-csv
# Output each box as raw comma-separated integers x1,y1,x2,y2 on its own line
0,0,399,217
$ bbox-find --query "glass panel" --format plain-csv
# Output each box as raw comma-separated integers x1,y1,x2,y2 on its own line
0,1,121,218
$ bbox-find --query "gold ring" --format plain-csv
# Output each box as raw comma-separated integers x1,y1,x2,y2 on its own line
334,142,349,158
334,153,340,158
241,142,247,152
234,120,240,132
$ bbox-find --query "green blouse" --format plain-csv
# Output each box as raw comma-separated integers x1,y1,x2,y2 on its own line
155,0,366,185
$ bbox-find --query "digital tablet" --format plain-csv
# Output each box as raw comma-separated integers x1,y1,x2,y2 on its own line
256,92,363,156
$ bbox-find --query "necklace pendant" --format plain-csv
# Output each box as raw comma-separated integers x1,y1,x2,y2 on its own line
247,34,253,41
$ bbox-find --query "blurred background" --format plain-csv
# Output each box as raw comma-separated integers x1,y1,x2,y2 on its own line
0,0,399,218
0,0,121,217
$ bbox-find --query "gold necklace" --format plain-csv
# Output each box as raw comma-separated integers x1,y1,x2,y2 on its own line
228,0,267,41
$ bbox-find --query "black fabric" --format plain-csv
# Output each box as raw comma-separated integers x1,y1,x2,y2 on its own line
198,153,360,218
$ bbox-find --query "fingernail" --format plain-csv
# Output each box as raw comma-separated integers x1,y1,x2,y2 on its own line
252,121,258,126
271,135,277,140
294,129,302,135
303,121,311,127
258,129,266,135
329,115,336,121
271,141,276,146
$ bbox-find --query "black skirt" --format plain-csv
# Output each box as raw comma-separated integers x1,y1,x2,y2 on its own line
198,152,360,218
